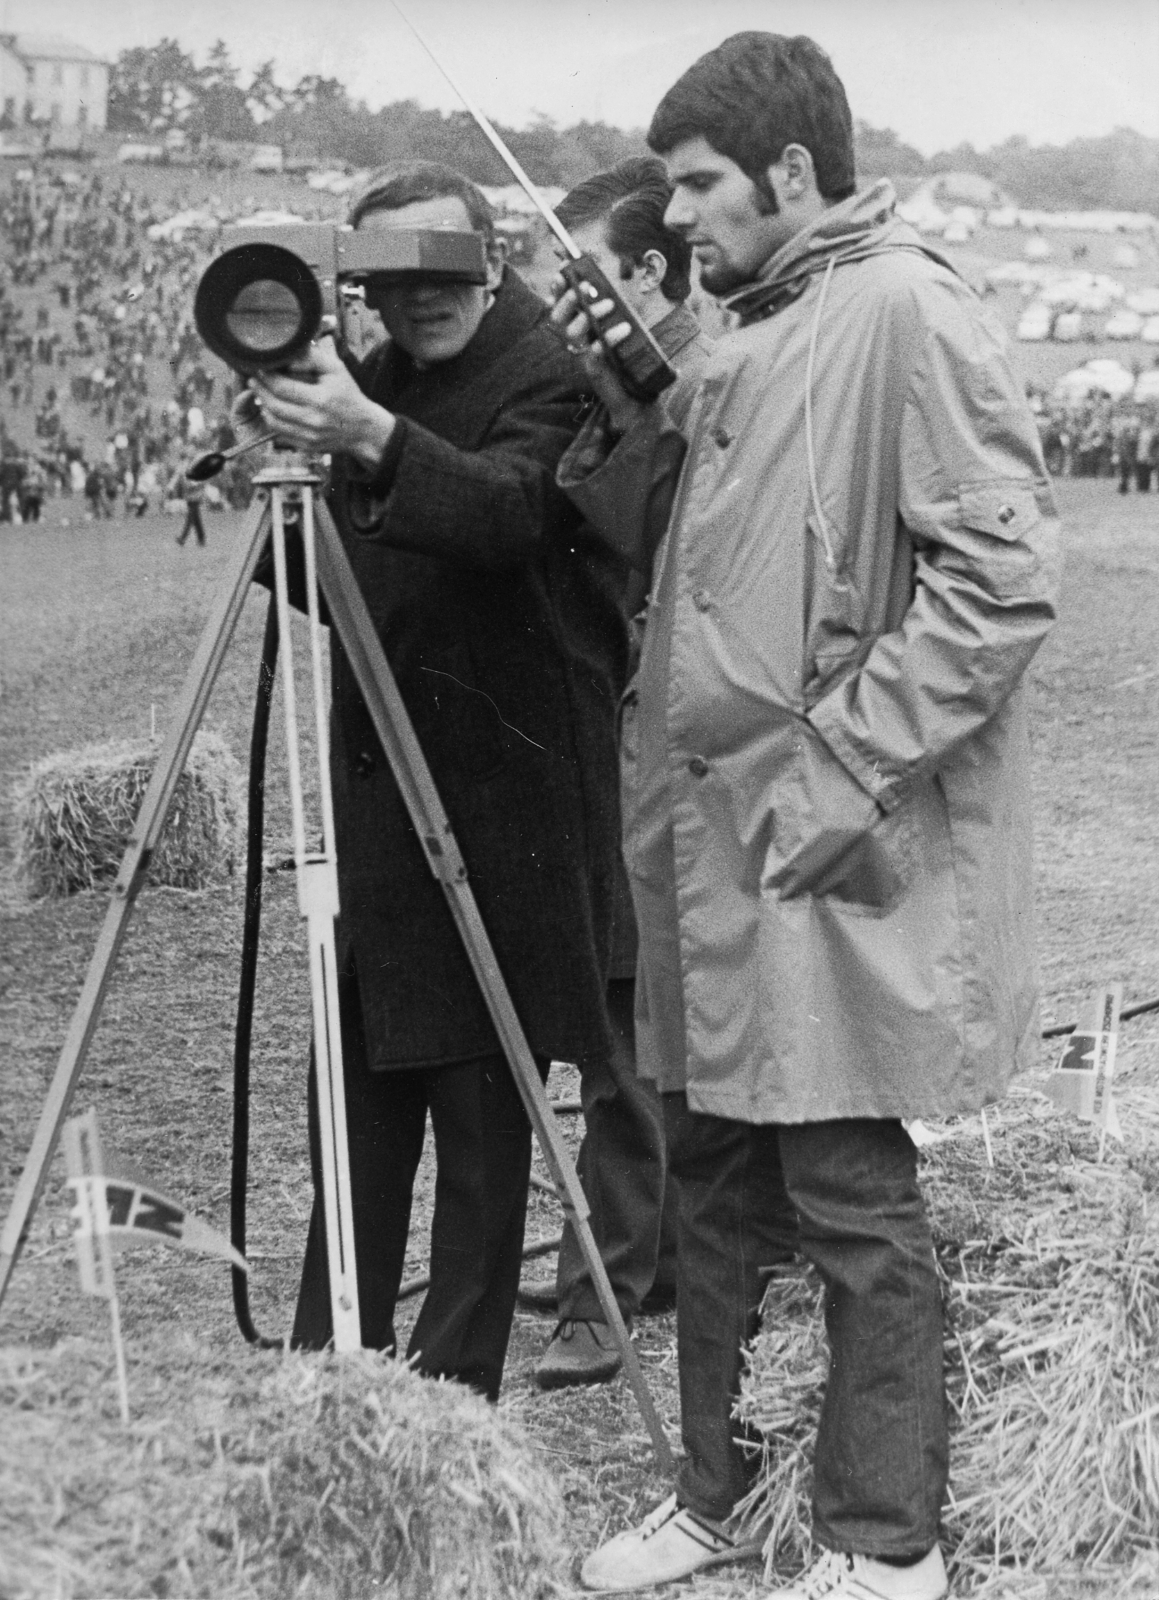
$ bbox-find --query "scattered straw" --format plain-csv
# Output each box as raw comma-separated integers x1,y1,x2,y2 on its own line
736,1094,1159,1595
0,1333,569,1599
13,731,241,898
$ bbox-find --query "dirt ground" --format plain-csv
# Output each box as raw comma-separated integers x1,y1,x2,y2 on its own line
1,476,1157,1596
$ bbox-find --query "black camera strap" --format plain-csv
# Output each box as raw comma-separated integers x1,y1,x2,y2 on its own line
230,593,285,1348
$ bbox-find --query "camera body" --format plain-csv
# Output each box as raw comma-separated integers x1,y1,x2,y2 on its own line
194,222,489,374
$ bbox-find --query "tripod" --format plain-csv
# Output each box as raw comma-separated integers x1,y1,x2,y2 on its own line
0,459,674,1472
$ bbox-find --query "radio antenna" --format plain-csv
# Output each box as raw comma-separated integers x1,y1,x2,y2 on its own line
389,0,581,260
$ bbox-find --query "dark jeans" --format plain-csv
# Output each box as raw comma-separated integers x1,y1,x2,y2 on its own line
293,965,547,1400
177,502,205,545
664,1096,948,1558
556,977,678,1320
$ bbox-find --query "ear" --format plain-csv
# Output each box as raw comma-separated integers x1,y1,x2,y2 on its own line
773,143,817,202
639,248,667,294
485,235,508,292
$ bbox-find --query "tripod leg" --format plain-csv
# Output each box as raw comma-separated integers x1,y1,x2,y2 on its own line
0,503,272,1310
268,483,362,1351
312,503,674,1474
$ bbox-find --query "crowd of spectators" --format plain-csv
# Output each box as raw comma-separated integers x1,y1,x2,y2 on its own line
4,162,1159,529
0,165,255,527
1028,386,1159,491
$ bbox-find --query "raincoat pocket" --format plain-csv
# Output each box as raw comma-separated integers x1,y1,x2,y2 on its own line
762,721,917,913
950,481,1047,600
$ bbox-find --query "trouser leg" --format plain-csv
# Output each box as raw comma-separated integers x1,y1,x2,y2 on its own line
778,1119,947,1558
292,962,426,1351
664,1094,799,1522
556,976,669,1321
407,1052,548,1401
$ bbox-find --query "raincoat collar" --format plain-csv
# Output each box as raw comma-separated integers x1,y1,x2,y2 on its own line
723,179,957,326
651,301,705,362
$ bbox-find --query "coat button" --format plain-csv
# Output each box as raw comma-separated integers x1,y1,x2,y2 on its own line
354,751,376,777
688,756,709,777
711,425,732,448
997,504,1015,525
692,588,712,611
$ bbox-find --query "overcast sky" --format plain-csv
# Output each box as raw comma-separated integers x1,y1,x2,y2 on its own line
5,0,1158,154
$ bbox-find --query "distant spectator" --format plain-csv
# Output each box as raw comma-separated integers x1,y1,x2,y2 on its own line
20,457,46,522
84,463,109,520
1135,413,1157,492
175,471,206,547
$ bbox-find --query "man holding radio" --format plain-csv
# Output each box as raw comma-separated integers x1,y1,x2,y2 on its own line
251,161,628,1403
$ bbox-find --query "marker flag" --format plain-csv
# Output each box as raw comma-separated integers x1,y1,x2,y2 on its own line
61,1109,132,1420
1045,983,1123,1143
63,1109,248,1284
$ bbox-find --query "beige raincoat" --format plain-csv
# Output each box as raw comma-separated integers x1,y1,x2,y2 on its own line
563,181,1061,1124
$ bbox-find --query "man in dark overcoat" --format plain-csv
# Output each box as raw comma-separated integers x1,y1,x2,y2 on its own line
251,161,627,1401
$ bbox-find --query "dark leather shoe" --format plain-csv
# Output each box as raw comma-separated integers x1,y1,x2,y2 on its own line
535,1318,625,1389
516,1280,559,1312
639,1281,677,1315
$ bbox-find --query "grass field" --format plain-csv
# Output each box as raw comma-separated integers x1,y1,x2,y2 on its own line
1,478,1157,1597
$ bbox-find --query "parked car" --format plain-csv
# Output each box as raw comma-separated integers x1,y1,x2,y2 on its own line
1104,308,1144,340
1017,303,1053,341
1052,310,1084,342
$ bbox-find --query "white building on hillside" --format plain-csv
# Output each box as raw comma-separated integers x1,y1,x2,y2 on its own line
0,33,108,131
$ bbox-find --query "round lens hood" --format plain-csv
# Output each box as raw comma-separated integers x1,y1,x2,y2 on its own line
194,243,324,373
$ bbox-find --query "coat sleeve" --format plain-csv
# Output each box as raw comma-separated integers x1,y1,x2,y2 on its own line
807,274,1061,815
343,359,588,571
556,400,688,577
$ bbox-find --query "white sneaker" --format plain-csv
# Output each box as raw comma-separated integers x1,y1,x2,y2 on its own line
773,1547,948,1600
579,1493,763,1592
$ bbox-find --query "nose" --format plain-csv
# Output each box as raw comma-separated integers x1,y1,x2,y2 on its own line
663,191,694,236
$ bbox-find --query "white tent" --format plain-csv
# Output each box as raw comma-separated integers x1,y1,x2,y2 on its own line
237,209,307,226
1054,360,1135,401
481,183,565,217
896,197,950,234
146,209,220,242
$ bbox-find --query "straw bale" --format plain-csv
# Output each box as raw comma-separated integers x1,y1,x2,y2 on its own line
12,730,242,898
0,1334,569,1600
736,1093,1159,1595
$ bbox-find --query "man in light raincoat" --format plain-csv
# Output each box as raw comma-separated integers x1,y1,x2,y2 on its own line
556,31,1060,1600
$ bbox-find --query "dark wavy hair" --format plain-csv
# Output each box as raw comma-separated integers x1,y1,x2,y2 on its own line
557,156,693,303
349,160,496,245
648,33,856,205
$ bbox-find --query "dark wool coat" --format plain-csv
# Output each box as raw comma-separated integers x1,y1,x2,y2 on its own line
320,269,628,1069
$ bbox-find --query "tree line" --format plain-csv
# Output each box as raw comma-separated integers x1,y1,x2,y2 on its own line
108,39,1159,215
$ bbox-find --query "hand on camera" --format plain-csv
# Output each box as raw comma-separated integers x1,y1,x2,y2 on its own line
549,278,647,437
251,337,396,470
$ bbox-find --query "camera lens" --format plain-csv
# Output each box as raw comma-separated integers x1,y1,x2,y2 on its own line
225,280,304,352
195,242,324,373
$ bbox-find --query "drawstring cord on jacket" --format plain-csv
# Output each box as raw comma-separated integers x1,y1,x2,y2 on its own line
804,253,839,572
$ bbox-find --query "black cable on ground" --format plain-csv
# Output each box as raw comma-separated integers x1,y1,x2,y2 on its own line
231,594,285,1349
1042,995,1159,1041
220,593,1156,1337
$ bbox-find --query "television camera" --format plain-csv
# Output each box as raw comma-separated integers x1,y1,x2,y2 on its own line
193,221,489,375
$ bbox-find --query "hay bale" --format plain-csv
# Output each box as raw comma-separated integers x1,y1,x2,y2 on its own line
736,1095,1159,1594
218,1351,570,1599
0,1337,570,1600
13,730,241,897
